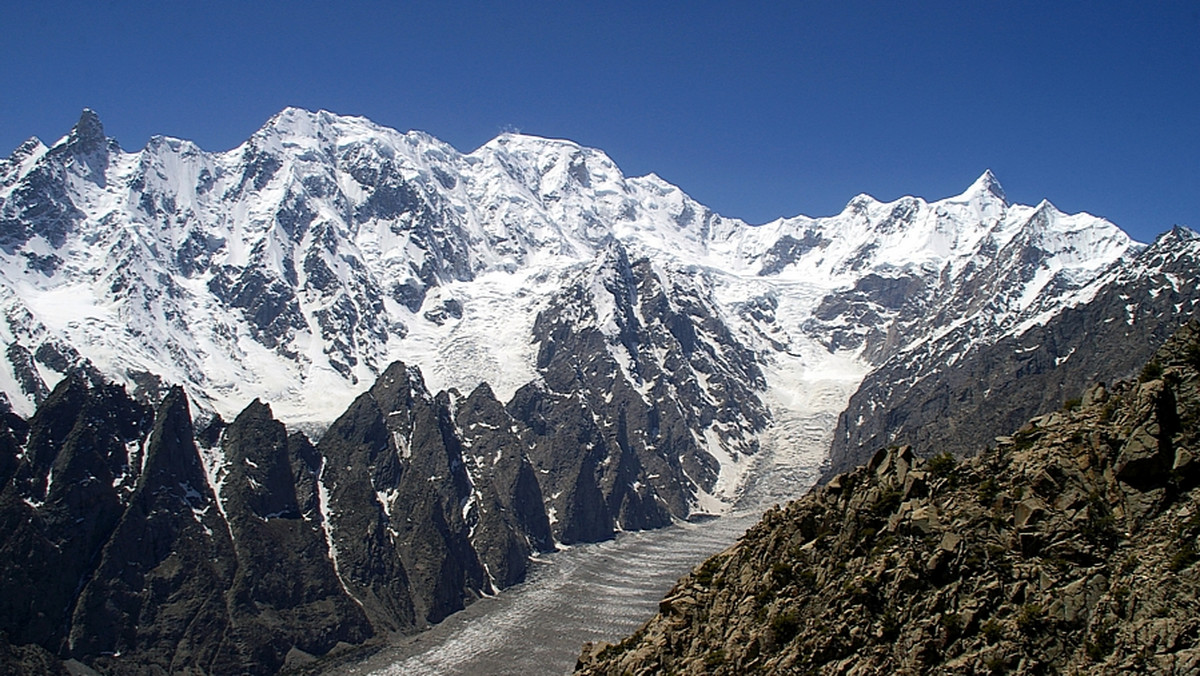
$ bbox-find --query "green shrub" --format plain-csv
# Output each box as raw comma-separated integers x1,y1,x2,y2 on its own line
1169,541,1197,572
927,451,957,479
879,611,900,641
1139,360,1164,383
981,619,1004,643
771,611,801,643
1186,342,1200,370
1085,624,1116,661
874,488,902,517
1012,430,1037,451
940,612,962,635
1081,494,1119,548
977,477,1001,505
797,569,817,588
1016,604,1045,635
704,649,726,667
695,556,722,586
771,561,793,585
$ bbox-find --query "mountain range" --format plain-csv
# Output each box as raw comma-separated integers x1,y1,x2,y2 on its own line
0,108,1195,674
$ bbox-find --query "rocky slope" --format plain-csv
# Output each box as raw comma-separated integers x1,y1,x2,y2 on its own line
577,320,1200,674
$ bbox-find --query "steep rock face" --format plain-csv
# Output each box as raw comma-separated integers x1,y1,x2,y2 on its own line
214,400,374,670
509,243,767,542
317,362,486,626
313,360,557,627
453,382,554,588
578,321,1200,675
68,388,240,672
828,227,1200,477
0,379,376,675
0,375,151,650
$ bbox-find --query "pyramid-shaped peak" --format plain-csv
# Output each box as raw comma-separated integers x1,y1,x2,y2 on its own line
67,108,106,154
962,169,1007,204
1158,225,1200,245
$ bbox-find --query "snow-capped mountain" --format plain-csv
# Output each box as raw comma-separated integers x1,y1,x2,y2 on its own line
828,225,1200,476
3,108,1195,675
0,108,1145,506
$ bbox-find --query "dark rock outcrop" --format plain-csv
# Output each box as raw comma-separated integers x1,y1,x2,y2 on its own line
317,361,484,627
514,243,767,543
0,376,151,652
215,399,374,671
454,382,555,588
578,320,1200,675
0,360,563,675
67,388,240,672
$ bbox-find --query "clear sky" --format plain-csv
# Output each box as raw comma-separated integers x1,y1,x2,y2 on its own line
2,1,1197,243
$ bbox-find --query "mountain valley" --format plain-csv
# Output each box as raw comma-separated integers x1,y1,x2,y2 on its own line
0,108,1196,674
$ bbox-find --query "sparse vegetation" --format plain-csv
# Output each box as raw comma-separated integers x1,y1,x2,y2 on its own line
1081,493,1119,548
770,611,800,643
874,488,902,517
981,619,1004,643
940,612,962,635
1012,429,1038,451
926,451,957,479
771,561,793,585
1187,341,1200,370
1086,623,1116,662
1016,603,1045,635
1140,359,1164,382
695,556,722,586
704,648,726,667
1168,540,1197,572
977,476,1001,505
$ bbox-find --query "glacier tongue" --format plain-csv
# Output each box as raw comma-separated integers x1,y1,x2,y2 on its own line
0,107,1140,510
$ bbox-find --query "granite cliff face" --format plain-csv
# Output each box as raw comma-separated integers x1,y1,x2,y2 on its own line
578,321,1200,674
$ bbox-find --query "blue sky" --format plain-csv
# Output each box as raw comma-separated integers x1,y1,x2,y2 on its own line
2,1,1196,243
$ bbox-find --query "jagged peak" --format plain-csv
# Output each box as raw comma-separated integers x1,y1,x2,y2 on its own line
1134,225,1200,262
1161,225,1200,244
1031,197,1059,215
255,106,371,143
65,108,106,155
844,192,881,211
233,398,275,423
369,360,432,407
479,131,610,166
8,137,46,161
248,107,456,164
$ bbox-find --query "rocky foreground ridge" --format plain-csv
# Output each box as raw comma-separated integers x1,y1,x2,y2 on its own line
578,319,1200,674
